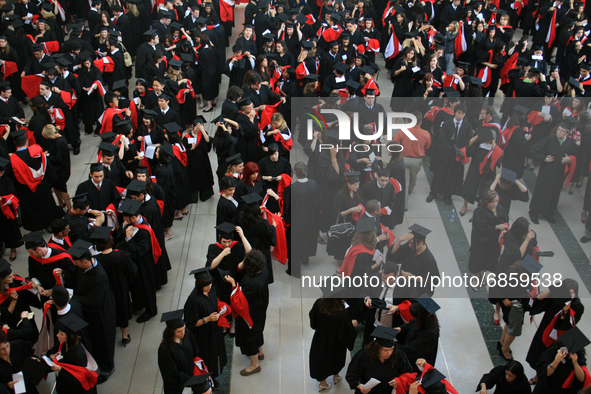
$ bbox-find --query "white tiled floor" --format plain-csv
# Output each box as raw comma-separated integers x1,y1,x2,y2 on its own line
7,9,591,394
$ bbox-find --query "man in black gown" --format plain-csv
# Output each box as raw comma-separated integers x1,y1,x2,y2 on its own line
59,239,117,384
75,163,121,212
64,193,105,243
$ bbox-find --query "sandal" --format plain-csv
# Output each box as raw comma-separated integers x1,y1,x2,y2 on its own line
319,383,332,392
333,375,341,384
9,251,16,262
317,236,327,245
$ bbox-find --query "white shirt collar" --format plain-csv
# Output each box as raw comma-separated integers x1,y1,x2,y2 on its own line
57,303,71,315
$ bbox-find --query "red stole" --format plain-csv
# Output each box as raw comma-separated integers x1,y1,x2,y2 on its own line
0,276,33,304
546,7,558,47
272,130,293,151
1,61,18,80
216,300,232,328
215,241,238,249
10,144,47,192
261,207,287,264
53,342,98,390
564,155,577,187
192,357,209,375
134,217,163,264
479,145,503,174
259,101,281,129
499,125,518,149
47,236,72,252
230,284,254,328
172,144,188,167
443,74,458,90
500,51,519,85
98,107,125,134
563,366,591,389
542,307,577,348
30,249,73,265
456,146,470,164
454,21,467,58
339,244,375,276
0,194,18,220
476,50,493,88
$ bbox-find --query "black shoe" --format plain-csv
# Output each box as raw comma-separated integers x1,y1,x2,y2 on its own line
136,312,156,323
529,214,539,225
459,210,466,217
581,236,591,244
73,147,80,155
445,197,452,205
286,269,291,276
122,335,131,346
97,375,110,384
546,215,556,224
426,193,435,203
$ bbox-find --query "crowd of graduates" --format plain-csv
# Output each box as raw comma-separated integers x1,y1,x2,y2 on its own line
0,0,589,391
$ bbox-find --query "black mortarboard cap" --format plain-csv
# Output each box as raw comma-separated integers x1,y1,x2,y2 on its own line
581,63,591,71
190,267,212,281
456,61,470,71
513,105,529,115
477,126,494,142
212,114,224,124
295,14,308,25
143,109,158,119
89,162,105,173
169,59,182,69
237,97,252,107
370,62,381,72
66,239,92,260
159,10,172,18
346,79,360,90
360,65,374,74
418,368,446,388
79,50,92,61
42,61,56,70
242,192,263,205
89,226,112,243
196,16,209,24
393,5,404,13
488,24,497,30
568,77,581,89
119,198,142,216
226,153,243,165
409,224,431,239
55,57,72,67
535,251,555,257
262,33,275,41
159,142,174,157
356,216,376,233
58,313,89,333
517,56,529,65
416,294,441,314
161,309,185,328
99,142,118,156
0,156,9,169
564,116,579,127
170,21,183,31
193,115,207,124
135,166,149,174
371,326,397,347
114,119,132,132
520,254,543,274
559,327,590,354
11,129,27,142
344,171,360,182
11,20,24,29
301,40,314,50
546,89,558,97
404,30,420,39
70,192,89,205
215,222,236,236
0,258,11,277
277,13,289,23
180,53,194,63
143,29,158,38
265,52,278,59
41,3,54,12
303,74,319,82
164,122,183,134
321,282,347,298
444,87,461,98
21,232,45,249
183,374,212,387
126,179,147,195
495,8,507,15
334,62,347,74
111,79,127,92
158,92,171,101
330,12,342,21
469,76,483,86
501,167,517,184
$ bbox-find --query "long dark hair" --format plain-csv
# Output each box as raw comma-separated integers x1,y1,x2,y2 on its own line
409,302,440,334
162,326,178,347
320,298,345,316
240,202,262,227
509,217,530,241
365,340,398,366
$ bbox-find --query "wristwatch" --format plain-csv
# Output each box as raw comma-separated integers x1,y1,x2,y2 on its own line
202,317,207,324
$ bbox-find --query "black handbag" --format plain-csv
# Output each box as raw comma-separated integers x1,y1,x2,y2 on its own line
328,214,355,241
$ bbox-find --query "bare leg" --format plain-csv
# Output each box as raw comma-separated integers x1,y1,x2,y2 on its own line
258,346,264,359
460,200,468,215
121,327,128,339
174,210,183,219
164,228,173,239
246,354,260,372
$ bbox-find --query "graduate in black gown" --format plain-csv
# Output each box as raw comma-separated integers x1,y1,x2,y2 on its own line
477,361,532,394
361,168,397,229
346,326,413,394
183,115,215,203
500,109,530,180
0,157,21,262
239,193,277,284
224,250,270,376
528,122,579,224
8,130,63,232
395,298,440,371
485,169,529,216
235,98,261,164
75,163,121,212
217,177,240,229
327,172,362,262
45,314,98,394
0,259,41,329
90,227,137,346
387,225,439,298
127,180,171,289
235,161,265,208
158,310,213,394
309,288,357,391
0,329,40,394
183,268,228,382
288,162,322,277
64,194,105,244
155,144,177,240
61,240,116,384
257,142,292,214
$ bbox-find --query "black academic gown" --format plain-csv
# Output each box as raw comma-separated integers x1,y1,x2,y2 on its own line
396,320,439,370
361,179,397,229
94,251,137,328
75,179,121,211
478,365,532,394
216,197,239,227
460,144,502,205
430,119,472,197
529,136,579,216
49,343,96,394
0,340,39,394
158,330,209,394
183,134,215,197
309,299,357,381
346,348,414,394
240,216,277,284
386,160,406,226
388,244,439,297
63,260,116,374
235,267,269,356
502,126,528,179
9,148,63,231
183,285,227,378
64,211,92,243
468,205,508,274
0,176,22,249
290,179,322,265
155,163,176,228
496,231,537,274
206,242,245,303
116,227,157,316
28,249,73,293
139,198,171,287
236,112,260,164
257,156,292,214
533,346,587,394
